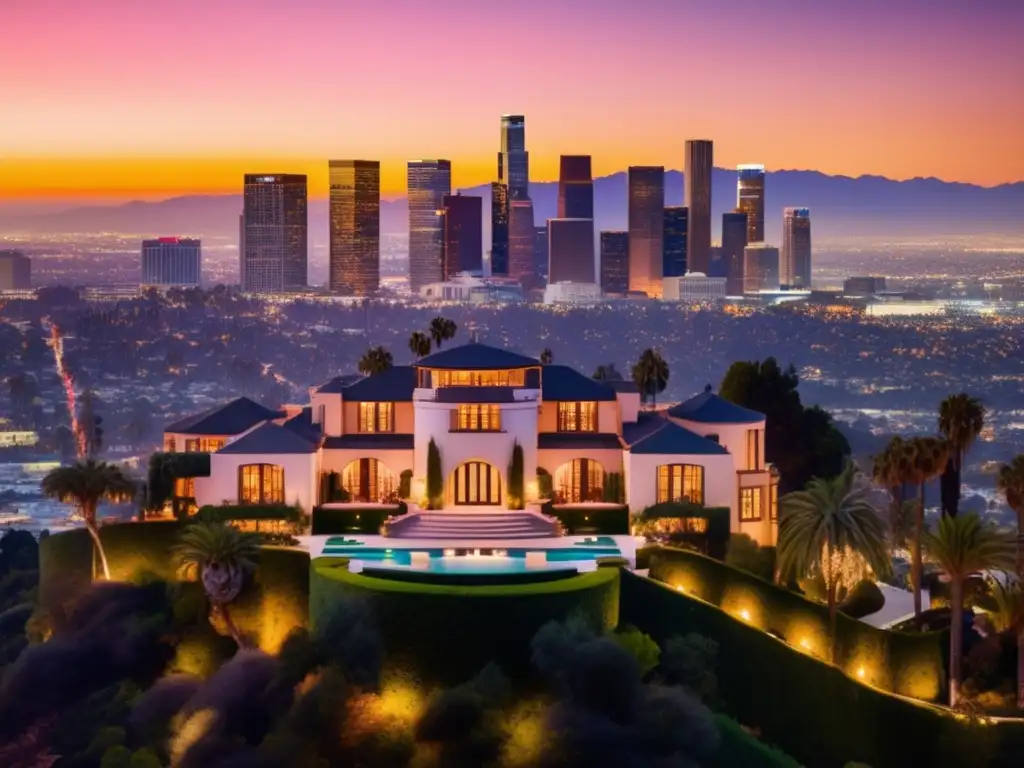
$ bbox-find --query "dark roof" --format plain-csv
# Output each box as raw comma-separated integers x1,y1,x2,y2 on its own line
342,366,416,402
628,421,729,456
416,342,538,370
621,411,669,445
218,423,319,455
165,397,281,436
538,433,622,450
435,386,517,403
604,379,639,394
281,407,321,443
323,434,416,450
667,388,765,424
541,365,616,402
316,374,364,394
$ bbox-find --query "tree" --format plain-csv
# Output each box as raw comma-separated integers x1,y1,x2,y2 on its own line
78,389,104,457
426,438,443,510
997,454,1024,707
905,436,951,616
873,436,912,551
593,363,622,381
508,441,524,510
938,394,986,517
408,331,431,360
632,348,669,408
358,346,393,376
923,513,1014,707
777,461,891,661
41,460,136,580
429,317,457,349
540,348,553,365
173,521,261,647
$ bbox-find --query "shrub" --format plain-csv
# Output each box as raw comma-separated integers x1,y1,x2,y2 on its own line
508,441,524,510
602,472,625,504
195,504,302,524
840,580,886,619
660,632,720,705
609,625,660,677
426,439,443,509
541,501,629,535
711,714,802,768
319,471,348,504
537,467,553,500
145,452,211,517
725,534,776,582
311,504,407,535
638,503,730,560
399,470,413,499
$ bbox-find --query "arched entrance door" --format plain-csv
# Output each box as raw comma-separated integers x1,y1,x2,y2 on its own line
554,459,605,503
449,461,502,506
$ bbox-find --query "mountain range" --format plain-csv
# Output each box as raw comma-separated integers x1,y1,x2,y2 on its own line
2,169,1022,242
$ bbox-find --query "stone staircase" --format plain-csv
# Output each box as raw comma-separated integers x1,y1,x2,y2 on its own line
387,509,560,540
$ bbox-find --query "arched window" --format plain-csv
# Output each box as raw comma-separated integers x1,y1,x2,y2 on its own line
341,459,395,502
239,464,284,504
657,464,704,505
554,459,605,503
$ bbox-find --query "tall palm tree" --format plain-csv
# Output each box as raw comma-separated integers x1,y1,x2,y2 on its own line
906,436,951,616
778,461,891,662
540,348,553,365
997,454,1024,707
429,317,457,349
873,436,910,543
923,513,1014,707
174,521,261,647
358,346,393,376
408,332,432,360
938,394,986,517
41,459,136,580
632,349,669,408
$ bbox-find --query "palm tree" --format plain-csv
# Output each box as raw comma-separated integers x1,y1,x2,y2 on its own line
923,513,1014,707
593,363,622,381
906,436,951,616
540,348,553,365
408,332,432,360
997,455,1024,707
429,317,457,350
873,436,910,541
938,394,986,517
174,521,261,647
632,349,669,408
777,461,891,662
41,459,136,580
358,346,393,375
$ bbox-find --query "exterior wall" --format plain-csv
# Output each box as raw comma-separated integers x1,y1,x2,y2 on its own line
738,470,778,547
320,448,414,481
623,452,736,515
310,392,343,437
669,417,765,475
537,400,620,436
197,451,319,514
340,400,415,435
616,392,640,424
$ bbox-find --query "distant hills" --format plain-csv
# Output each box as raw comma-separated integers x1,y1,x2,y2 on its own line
2,169,1022,241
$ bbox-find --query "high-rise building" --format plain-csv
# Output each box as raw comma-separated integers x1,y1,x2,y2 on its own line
241,174,308,293
408,160,452,292
441,193,483,277
0,251,31,290
843,276,886,296
737,164,766,243
663,206,688,278
684,140,713,275
721,211,748,295
141,238,201,287
600,231,629,296
548,219,595,284
534,225,549,288
508,199,536,286
328,160,380,295
782,207,812,289
627,166,665,296
743,243,780,294
499,114,529,200
490,182,509,276
558,156,593,219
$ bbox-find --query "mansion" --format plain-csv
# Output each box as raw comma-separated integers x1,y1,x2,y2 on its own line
164,343,779,545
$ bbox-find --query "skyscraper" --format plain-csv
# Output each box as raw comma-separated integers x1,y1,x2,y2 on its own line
441,193,483,277
721,211,748,296
241,174,308,293
600,231,629,296
490,182,509,276
408,160,452,292
328,160,380,295
534,225,549,288
499,114,529,200
663,207,688,278
684,140,713,275
627,166,665,296
508,199,536,286
743,243,780,294
558,156,593,219
737,164,766,243
548,219,595,284
141,238,201,287
782,207,812,289
0,251,31,290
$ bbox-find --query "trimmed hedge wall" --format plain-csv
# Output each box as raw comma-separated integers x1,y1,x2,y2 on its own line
310,558,620,684
647,545,947,702
639,503,731,559
311,504,407,535
620,572,1024,768
711,714,801,768
542,502,630,535
358,566,577,587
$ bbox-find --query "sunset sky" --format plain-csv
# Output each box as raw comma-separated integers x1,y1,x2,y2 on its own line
2,0,1022,202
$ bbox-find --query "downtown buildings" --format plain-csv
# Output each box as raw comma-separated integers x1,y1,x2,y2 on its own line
0,251,31,290
684,140,713,276
241,174,308,293
492,114,532,279
441,193,483,277
627,166,665,297
721,211,748,296
737,164,766,244
141,238,201,287
781,207,812,289
328,160,380,295
408,160,452,293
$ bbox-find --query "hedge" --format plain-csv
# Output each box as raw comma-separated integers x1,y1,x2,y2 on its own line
357,566,577,587
542,502,630,535
310,558,620,685
311,504,407,535
619,572,1024,768
195,504,302,524
146,451,211,516
711,713,802,768
229,547,311,653
639,503,731,560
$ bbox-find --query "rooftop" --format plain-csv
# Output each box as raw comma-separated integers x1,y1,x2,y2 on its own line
541,365,616,402
342,366,417,402
165,396,281,436
628,420,729,456
416,342,539,371
218,422,319,455
667,387,765,424
316,373,365,394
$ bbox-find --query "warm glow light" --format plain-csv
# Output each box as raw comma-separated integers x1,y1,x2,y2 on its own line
739,609,751,622
444,548,455,557
676,585,686,593
857,666,866,680
800,638,812,651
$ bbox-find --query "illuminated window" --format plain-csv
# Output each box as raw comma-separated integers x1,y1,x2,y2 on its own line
453,404,502,431
239,464,284,504
657,465,704,504
185,438,226,453
174,477,196,498
431,369,526,387
166,437,177,452
358,402,394,433
555,459,605,503
341,459,394,502
741,487,763,521
557,402,598,432
746,429,762,470
770,484,779,521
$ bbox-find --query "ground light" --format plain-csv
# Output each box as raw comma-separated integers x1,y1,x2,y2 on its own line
739,609,751,622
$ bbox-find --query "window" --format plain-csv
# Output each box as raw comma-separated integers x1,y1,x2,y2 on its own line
770,483,779,521
430,369,526,387
746,429,762,470
166,437,177,452
174,477,196,498
358,402,393,433
657,464,704,504
555,459,605,503
342,459,394,502
557,402,598,432
185,437,225,453
317,404,326,433
740,487,763,522
453,404,502,431
239,464,284,504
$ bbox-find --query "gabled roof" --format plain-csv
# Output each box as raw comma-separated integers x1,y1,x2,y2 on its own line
218,422,319,455
667,387,765,424
342,366,416,402
316,374,364,394
628,421,729,456
621,411,668,446
538,433,622,450
541,365,616,402
603,379,640,394
323,434,416,450
416,342,538,371
165,397,282,436
281,406,321,443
